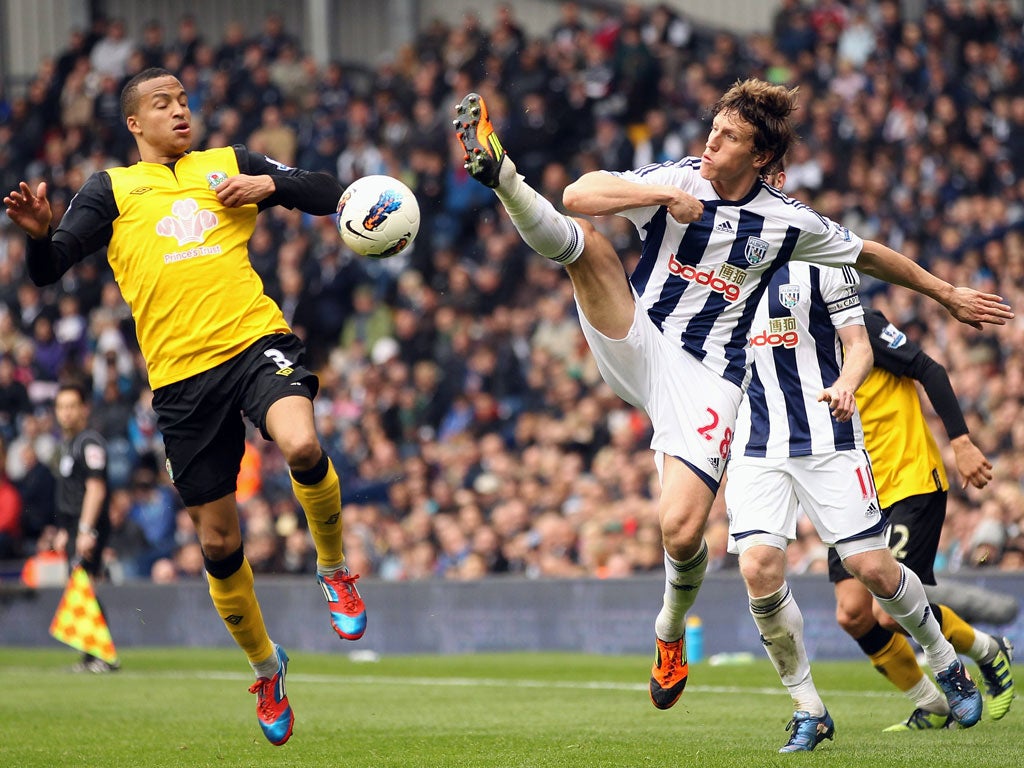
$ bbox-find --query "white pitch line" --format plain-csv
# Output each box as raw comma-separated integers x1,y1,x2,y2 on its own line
47,668,898,699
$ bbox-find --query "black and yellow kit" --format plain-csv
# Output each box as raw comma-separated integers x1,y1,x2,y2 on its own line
855,309,953,508
828,307,969,583
27,145,342,388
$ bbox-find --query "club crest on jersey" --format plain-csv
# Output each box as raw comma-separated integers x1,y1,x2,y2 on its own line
778,283,801,308
744,236,769,265
206,171,227,189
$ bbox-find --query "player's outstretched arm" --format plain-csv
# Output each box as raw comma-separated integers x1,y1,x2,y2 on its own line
908,351,992,488
563,171,703,221
855,240,1013,328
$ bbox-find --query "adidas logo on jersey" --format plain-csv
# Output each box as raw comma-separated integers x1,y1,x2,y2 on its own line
714,220,734,233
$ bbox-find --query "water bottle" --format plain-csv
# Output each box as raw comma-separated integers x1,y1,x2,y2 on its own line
686,615,704,664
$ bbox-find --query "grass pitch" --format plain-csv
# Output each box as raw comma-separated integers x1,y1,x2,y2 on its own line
1,648,1019,767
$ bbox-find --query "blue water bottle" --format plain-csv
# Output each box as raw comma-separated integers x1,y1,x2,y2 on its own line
686,615,704,664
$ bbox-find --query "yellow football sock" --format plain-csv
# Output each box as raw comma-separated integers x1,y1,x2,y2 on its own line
935,603,976,655
869,631,924,692
291,456,344,571
208,556,274,664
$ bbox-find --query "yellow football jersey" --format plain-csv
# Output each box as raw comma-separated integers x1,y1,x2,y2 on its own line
106,147,289,389
856,366,948,509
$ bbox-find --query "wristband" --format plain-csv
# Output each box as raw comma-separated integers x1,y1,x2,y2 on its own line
78,525,98,536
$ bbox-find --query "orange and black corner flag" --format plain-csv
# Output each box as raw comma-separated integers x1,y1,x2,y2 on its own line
49,565,118,665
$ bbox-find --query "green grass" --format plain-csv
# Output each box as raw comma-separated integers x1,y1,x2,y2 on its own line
0,648,1019,767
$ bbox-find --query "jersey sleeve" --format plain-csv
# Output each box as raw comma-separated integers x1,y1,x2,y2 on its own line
864,308,918,375
75,433,108,481
819,266,863,329
26,172,116,286
611,158,704,235
233,145,343,216
865,308,969,438
791,213,864,269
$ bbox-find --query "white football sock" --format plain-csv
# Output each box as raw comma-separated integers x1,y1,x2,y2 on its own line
749,583,825,716
251,645,281,680
493,156,584,265
655,542,708,642
970,632,999,664
873,564,958,675
906,676,950,715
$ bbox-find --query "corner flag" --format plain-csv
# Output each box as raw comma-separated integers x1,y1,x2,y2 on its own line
49,565,119,665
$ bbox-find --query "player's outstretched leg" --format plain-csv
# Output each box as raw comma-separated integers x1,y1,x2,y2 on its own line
318,567,367,640
249,644,294,746
978,635,1015,720
862,560,983,728
454,93,505,188
779,711,835,753
454,92,584,266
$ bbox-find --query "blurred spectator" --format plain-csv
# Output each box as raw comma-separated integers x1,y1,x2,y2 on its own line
127,388,162,461
248,104,297,167
138,19,166,69
0,354,30,442
340,283,394,353
13,442,54,551
170,14,202,68
127,461,180,575
103,487,147,582
0,436,22,557
631,107,685,168
89,18,135,79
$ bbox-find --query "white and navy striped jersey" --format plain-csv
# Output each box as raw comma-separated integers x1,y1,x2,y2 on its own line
614,158,864,389
733,261,865,458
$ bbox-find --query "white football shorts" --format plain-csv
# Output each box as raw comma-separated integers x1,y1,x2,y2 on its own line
578,294,742,490
725,449,887,555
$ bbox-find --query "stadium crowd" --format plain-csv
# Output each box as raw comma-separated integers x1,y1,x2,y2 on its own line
1,0,1024,583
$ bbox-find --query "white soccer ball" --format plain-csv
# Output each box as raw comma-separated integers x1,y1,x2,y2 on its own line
336,174,420,258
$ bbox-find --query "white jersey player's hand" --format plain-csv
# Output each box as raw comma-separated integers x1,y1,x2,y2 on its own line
664,188,704,224
818,387,856,422
944,286,1014,329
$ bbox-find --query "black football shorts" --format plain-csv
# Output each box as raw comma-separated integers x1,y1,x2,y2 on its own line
153,333,318,507
828,490,946,585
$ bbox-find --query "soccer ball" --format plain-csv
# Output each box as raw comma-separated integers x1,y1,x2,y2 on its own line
336,175,420,258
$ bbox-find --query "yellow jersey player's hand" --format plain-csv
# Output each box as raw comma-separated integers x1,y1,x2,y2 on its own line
215,173,276,208
950,433,993,489
3,180,52,239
